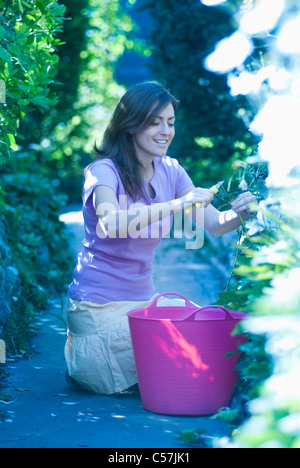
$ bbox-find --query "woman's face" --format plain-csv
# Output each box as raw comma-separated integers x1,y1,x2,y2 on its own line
133,103,175,163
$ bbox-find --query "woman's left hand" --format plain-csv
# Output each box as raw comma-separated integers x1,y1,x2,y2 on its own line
231,191,258,216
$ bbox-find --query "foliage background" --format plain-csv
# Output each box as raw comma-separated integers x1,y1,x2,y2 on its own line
0,0,72,355
0,0,137,354
178,0,300,448
140,0,300,448
140,0,259,188
1,0,300,449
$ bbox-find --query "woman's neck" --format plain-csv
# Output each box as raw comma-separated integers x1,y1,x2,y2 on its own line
140,157,155,182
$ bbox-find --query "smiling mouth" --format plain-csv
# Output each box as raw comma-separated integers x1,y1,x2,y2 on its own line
154,139,168,145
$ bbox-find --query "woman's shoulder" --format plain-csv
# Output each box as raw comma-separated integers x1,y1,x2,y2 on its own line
156,156,193,193
156,156,183,173
85,158,118,178
83,158,120,203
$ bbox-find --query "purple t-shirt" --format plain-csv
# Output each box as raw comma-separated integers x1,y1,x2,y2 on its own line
68,156,193,304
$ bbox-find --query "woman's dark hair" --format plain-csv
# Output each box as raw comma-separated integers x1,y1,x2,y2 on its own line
93,81,178,200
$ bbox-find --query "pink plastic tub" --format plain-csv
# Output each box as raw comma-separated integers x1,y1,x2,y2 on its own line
127,292,247,415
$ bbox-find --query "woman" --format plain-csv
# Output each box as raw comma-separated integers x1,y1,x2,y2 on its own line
65,82,256,395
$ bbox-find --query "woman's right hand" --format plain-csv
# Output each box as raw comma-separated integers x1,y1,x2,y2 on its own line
181,187,214,209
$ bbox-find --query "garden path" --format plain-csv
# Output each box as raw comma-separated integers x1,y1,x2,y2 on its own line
0,205,231,449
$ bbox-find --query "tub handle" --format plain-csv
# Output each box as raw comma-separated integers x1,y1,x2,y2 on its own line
144,294,238,322
150,292,197,309
148,292,201,321
199,305,235,320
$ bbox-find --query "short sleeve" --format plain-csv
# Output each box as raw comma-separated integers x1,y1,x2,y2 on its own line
83,160,119,207
174,159,193,196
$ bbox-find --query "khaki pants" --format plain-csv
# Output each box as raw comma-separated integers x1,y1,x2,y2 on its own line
65,294,194,394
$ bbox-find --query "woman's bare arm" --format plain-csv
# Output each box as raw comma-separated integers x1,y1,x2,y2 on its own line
177,184,257,236
93,184,214,238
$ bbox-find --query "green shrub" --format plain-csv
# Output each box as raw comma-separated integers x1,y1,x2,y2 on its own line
0,156,74,354
141,0,258,186
202,0,300,448
29,0,138,199
0,0,66,158
0,0,72,356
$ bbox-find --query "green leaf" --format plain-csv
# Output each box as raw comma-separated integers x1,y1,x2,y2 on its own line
31,95,51,109
0,26,9,38
7,134,19,151
0,393,12,402
211,407,240,423
7,43,23,57
0,45,12,69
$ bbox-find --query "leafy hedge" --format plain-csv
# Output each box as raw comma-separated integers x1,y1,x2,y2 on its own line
0,0,139,357
0,162,74,353
141,0,258,187
168,0,300,448
25,0,138,200
0,0,72,356
0,0,65,158
217,0,300,445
